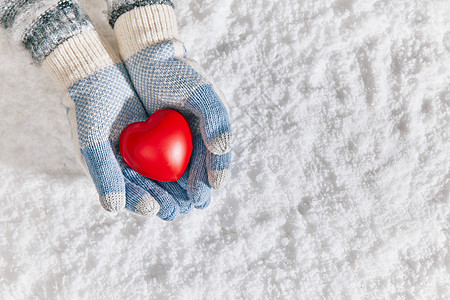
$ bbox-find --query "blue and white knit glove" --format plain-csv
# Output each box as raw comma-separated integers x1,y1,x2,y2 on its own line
0,0,190,220
108,1,233,209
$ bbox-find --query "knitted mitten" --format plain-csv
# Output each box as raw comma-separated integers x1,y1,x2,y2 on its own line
0,0,189,220
108,0,232,208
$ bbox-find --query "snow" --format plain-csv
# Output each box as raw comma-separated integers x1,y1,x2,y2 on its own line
0,0,449,298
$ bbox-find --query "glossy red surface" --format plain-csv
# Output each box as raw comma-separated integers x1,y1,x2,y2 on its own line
119,109,193,182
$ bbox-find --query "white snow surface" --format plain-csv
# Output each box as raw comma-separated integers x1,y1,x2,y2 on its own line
1,0,450,299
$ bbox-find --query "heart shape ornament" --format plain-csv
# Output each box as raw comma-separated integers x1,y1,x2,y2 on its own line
119,109,193,182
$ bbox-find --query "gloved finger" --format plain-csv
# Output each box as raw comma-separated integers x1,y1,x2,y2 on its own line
185,84,232,155
206,150,232,189
123,175,160,216
123,167,180,221
176,165,190,190
157,181,192,214
188,134,212,209
81,141,126,212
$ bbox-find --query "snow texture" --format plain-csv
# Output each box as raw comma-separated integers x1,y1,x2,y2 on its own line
1,0,449,299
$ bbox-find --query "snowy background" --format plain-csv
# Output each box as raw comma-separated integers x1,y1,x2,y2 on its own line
1,0,449,298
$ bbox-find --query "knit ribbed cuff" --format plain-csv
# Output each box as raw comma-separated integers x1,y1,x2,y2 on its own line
0,0,31,28
43,30,120,88
108,0,173,28
23,1,93,63
0,0,93,63
114,4,178,60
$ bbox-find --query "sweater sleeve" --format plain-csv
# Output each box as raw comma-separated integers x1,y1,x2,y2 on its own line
106,0,173,28
0,0,93,63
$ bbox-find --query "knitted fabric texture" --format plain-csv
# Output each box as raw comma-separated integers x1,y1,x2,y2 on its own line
113,4,232,200
0,0,190,220
47,30,185,218
114,3,178,60
42,30,120,88
23,1,93,62
45,31,189,220
0,0,93,63
107,0,173,28
0,0,32,28
65,54,179,218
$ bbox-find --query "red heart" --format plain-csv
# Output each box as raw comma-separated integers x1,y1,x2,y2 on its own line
119,109,193,182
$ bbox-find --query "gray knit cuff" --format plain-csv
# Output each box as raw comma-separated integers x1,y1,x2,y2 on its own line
108,0,173,28
1,0,34,29
0,0,93,63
